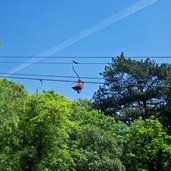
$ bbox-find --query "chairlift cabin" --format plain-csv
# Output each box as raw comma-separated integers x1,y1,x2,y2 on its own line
72,60,84,93
72,79,84,93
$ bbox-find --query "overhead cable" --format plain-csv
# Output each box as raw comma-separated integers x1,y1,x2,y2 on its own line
0,72,104,80
0,56,171,59
0,75,104,84
0,61,170,65
0,75,171,87
0,62,108,65
1,72,171,83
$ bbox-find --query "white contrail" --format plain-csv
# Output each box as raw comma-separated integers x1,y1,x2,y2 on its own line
9,0,158,74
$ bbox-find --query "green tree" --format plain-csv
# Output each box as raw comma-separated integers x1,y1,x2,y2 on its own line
20,93,126,170
0,79,126,170
20,92,77,170
93,53,171,124
157,86,171,131
123,118,171,171
0,79,28,171
71,100,126,171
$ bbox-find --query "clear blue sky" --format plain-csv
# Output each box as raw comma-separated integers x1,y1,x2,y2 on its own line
0,0,171,100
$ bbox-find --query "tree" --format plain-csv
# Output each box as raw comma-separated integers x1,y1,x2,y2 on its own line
0,79,126,170
93,53,171,124
20,92,77,170
0,79,28,171
122,118,171,171
20,93,126,170
71,100,126,171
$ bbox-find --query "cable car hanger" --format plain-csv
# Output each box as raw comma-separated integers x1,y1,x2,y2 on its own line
72,60,80,79
72,60,84,93
36,79,43,93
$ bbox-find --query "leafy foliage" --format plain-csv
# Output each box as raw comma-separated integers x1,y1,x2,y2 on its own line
93,53,171,124
1,78,171,170
0,79,27,171
0,79,125,171
71,101,126,171
123,118,171,171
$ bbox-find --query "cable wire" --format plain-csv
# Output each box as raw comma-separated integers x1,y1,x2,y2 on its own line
0,75,104,84
1,72,171,83
0,56,171,59
0,62,108,65
0,61,170,65
0,72,104,80
0,75,171,87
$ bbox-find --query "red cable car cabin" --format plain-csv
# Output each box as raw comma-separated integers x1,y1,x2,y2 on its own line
72,79,84,93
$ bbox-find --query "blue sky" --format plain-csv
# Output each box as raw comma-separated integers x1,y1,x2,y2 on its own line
0,0,171,100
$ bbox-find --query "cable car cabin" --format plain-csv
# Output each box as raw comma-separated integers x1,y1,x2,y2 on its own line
72,79,84,93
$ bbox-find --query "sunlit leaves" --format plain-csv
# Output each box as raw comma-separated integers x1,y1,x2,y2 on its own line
123,118,171,171
0,79,125,170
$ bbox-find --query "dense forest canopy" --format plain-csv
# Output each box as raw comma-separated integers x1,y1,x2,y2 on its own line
0,79,125,170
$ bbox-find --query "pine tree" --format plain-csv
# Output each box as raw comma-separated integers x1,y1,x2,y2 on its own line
93,53,171,124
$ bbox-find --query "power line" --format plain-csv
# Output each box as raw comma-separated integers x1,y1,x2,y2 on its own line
0,56,110,59
0,61,170,65
0,75,104,84
0,56,171,59
1,72,171,83
0,72,104,80
0,62,108,65
0,75,171,87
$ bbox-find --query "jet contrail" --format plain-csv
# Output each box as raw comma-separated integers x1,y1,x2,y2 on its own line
9,0,158,74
